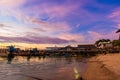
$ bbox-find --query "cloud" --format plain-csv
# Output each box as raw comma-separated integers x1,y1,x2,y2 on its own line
108,7,120,23
86,31,118,43
30,19,71,32
0,0,118,47
0,24,4,27
31,27,46,32
0,22,30,37
76,23,81,28
58,33,85,42
0,0,26,8
22,0,80,19
41,3,78,18
0,8,71,33
0,23,12,28
0,23,15,36
87,31,102,41
0,36,75,44
117,24,120,28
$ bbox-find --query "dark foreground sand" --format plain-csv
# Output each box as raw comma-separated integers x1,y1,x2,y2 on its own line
83,55,120,80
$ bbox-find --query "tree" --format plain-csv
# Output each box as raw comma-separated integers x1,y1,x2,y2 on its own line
112,40,120,48
112,40,120,53
116,29,120,40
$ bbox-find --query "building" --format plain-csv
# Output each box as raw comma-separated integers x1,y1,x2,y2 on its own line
77,44,97,50
46,44,97,51
58,45,78,51
46,47,62,51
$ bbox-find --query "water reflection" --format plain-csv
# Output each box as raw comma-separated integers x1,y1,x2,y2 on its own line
0,56,87,80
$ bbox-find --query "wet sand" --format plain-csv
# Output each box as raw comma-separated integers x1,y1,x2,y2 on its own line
83,54,120,80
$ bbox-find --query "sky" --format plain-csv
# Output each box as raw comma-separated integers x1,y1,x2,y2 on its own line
0,0,120,49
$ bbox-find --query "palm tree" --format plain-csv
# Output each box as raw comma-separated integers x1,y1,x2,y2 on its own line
116,29,120,40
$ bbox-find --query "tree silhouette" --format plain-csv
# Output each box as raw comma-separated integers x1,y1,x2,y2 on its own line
113,40,120,48
116,29,120,40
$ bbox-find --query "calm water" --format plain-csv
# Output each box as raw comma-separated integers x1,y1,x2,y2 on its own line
0,56,87,80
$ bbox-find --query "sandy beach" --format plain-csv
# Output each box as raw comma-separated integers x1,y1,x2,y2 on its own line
83,53,120,80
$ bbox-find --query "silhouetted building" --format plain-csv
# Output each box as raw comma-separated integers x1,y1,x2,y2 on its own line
78,44,97,50
59,45,77,51
46,47,62,51
46,44,97,52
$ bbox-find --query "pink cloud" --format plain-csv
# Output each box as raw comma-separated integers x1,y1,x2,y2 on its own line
22,0,80,19
0,8,71,33
0,0,26,8
76,23,81,28
0,22,31,37
0,8,25,23
58,33,85,42
32,27,46,32
0,36,75,44
42,4,78,18
87,31,118,43
4,9,71,33
109,7,120,23
29,18,71,32
117,24,120,28
87,31,103,42
0,0,78,20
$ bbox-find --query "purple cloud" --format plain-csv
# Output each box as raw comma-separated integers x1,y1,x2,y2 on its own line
0,36,76,44
32,27,46,32
29,18,71,32
0,23,4,27
0,23,10,28
108,7,120,23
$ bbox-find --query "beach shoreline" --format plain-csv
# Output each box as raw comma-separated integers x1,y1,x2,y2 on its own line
83,53,120,80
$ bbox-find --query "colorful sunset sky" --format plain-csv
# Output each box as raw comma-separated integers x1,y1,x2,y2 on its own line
0,0,120,49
